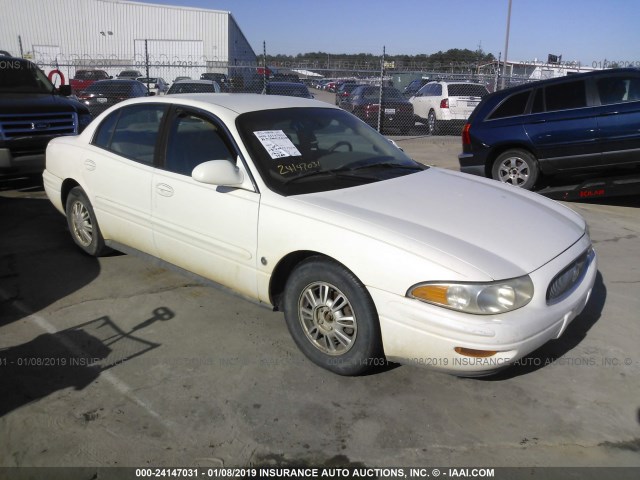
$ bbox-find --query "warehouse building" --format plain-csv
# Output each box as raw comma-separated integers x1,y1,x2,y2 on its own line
0,0,257,83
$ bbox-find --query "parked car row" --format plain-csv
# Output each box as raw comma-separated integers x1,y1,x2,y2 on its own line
313,78,359,93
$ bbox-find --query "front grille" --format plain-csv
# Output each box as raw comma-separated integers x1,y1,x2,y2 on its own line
547,249,592,303
0,112,77,140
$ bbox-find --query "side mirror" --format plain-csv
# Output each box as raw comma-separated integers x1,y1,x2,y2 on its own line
192,160,244,186
58,85,72,96
109,75,113,79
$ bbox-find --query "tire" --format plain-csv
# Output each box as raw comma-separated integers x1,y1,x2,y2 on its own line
283,257,384,376
427,110,439,135
65,187,110,256
491,149,540,190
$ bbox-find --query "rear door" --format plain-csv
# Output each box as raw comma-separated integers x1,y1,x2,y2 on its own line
83,103,168,255
522,78,600,173
447,83,489,119
594,72,640,168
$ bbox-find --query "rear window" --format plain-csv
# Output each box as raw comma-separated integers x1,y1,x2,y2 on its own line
597,75,640,104
85,82,136,96
448,84,488,97
489,90,531,119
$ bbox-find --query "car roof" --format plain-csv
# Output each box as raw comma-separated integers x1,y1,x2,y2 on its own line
91,79,140,85
267,81,307,87
116,93,336,115
487,67,640,97
430,80,480,85
173,79,217,84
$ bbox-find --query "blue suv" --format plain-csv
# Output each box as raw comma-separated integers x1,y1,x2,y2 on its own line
458,68,640,189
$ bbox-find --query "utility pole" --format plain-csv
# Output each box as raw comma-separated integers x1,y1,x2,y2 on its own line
501,0,512,90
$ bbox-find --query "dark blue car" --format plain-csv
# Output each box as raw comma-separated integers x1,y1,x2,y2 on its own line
458,68,640,189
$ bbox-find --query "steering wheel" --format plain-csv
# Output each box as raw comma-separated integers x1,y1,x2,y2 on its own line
328,141,353,153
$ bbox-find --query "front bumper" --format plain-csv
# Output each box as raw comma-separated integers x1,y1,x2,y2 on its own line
371,234,597,375
0,147,45,174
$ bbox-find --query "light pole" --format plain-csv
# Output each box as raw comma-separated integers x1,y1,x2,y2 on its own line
501,0,512,90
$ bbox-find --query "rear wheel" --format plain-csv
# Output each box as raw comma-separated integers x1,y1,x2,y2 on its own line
427,110,439,135
491,149,539,190
283,257,384,376
65,187,110,256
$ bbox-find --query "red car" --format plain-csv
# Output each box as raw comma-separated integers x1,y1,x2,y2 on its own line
70,70,111,94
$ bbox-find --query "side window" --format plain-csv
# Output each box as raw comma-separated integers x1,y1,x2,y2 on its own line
165,110,235,177
489,90,531,119
416,84,428,96
544,80,587,112
531,88,544,113
629,77,640,101
433,84,443,96
597,75,640,105
92,110,119,148
93,104,166,165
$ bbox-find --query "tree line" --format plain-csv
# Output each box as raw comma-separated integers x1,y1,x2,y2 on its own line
259,48,496,70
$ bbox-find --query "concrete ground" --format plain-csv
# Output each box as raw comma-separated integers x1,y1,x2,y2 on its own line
0,94,639,471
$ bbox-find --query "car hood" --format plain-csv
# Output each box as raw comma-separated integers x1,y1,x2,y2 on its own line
291,168,586,280
0,93,87,113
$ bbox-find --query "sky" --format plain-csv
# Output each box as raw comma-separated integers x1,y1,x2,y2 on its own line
138,0,639,67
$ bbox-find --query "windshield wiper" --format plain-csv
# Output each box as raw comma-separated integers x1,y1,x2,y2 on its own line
333,161,427,173
281,168,377,185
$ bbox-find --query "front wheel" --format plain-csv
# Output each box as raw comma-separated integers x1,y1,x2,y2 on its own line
283,257,384,376
65,187,110,256
491,149,539,190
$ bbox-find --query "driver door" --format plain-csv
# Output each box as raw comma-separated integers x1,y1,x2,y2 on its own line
151,107,260,299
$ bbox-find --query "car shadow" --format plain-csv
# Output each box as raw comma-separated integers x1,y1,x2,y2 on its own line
0,195,102,327
482,270,606,380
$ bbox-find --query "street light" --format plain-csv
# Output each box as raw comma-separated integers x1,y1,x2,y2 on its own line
501,0,512,90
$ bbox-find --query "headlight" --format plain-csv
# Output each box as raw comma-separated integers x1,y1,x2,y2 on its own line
408,276,534,315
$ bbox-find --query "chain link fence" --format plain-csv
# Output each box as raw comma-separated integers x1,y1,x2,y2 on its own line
27,49,550,137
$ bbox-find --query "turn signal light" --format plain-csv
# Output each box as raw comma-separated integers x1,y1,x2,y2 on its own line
454,347,498,358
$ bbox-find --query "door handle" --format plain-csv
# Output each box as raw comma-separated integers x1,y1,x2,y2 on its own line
156,183,174,197
599,111,620,117
530,119,546,124
84,159,96,171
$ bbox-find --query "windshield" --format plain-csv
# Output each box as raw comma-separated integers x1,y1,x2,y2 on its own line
237,107,426,196
0,59,55,94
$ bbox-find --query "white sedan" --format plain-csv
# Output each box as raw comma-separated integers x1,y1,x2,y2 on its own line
43,94,597,376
